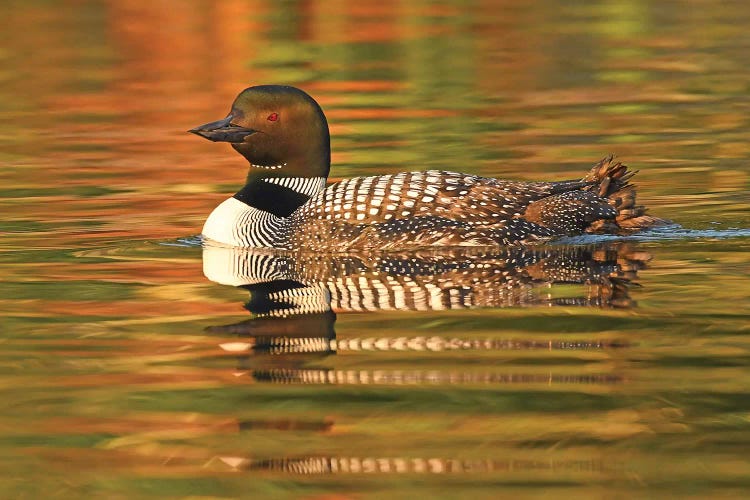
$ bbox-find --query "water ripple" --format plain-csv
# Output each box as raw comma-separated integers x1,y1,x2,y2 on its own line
557,225,750,245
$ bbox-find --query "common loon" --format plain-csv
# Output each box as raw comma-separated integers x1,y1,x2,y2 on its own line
190,85,664,250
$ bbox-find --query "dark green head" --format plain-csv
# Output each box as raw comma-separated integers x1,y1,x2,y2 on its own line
190,85,331,179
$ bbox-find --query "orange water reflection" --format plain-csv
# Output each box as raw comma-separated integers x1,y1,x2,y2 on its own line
2,1,750,498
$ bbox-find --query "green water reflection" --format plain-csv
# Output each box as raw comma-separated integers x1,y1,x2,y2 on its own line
1,0,749,498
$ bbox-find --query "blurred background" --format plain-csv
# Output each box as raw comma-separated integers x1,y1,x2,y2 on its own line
1,1,749,498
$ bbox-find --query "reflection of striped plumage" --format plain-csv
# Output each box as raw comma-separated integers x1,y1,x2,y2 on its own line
219,334,630,355
204,243,646,317
211,455,605,475
205,244,643,383
251,367,624,386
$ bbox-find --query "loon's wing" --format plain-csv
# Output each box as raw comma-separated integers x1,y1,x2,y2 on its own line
289,214,556,250
294,170,585,226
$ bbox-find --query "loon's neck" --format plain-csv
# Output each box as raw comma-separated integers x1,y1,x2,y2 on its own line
234,168,326,216
202,171,326,248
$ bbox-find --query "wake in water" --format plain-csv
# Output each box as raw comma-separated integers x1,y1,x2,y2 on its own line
167,223,750,250
555,224,750,245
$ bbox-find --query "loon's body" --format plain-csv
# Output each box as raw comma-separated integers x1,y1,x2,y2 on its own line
191,85,664,250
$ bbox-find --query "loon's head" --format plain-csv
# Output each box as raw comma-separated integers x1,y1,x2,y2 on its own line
190,85,331,179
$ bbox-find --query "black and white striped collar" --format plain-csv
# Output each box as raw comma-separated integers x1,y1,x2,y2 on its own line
262,177,326,198
233,177,326,218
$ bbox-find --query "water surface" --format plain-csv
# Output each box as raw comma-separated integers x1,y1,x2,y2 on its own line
1,1,749,498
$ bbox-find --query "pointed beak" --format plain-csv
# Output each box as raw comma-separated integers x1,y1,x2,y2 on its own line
189,115,257,143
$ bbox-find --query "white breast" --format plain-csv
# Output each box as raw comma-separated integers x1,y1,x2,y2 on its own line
202,197,288,247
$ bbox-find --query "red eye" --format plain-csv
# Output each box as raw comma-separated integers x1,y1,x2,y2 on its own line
267,112,279,122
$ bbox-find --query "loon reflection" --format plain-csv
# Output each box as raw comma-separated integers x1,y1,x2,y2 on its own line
200,244,647,477
207,454,606,475
204,243,648,359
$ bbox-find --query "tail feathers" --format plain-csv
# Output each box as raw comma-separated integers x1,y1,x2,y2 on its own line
582,155,636,198
583,155,668,232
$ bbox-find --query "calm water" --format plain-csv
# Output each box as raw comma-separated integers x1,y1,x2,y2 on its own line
2,1,750,498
